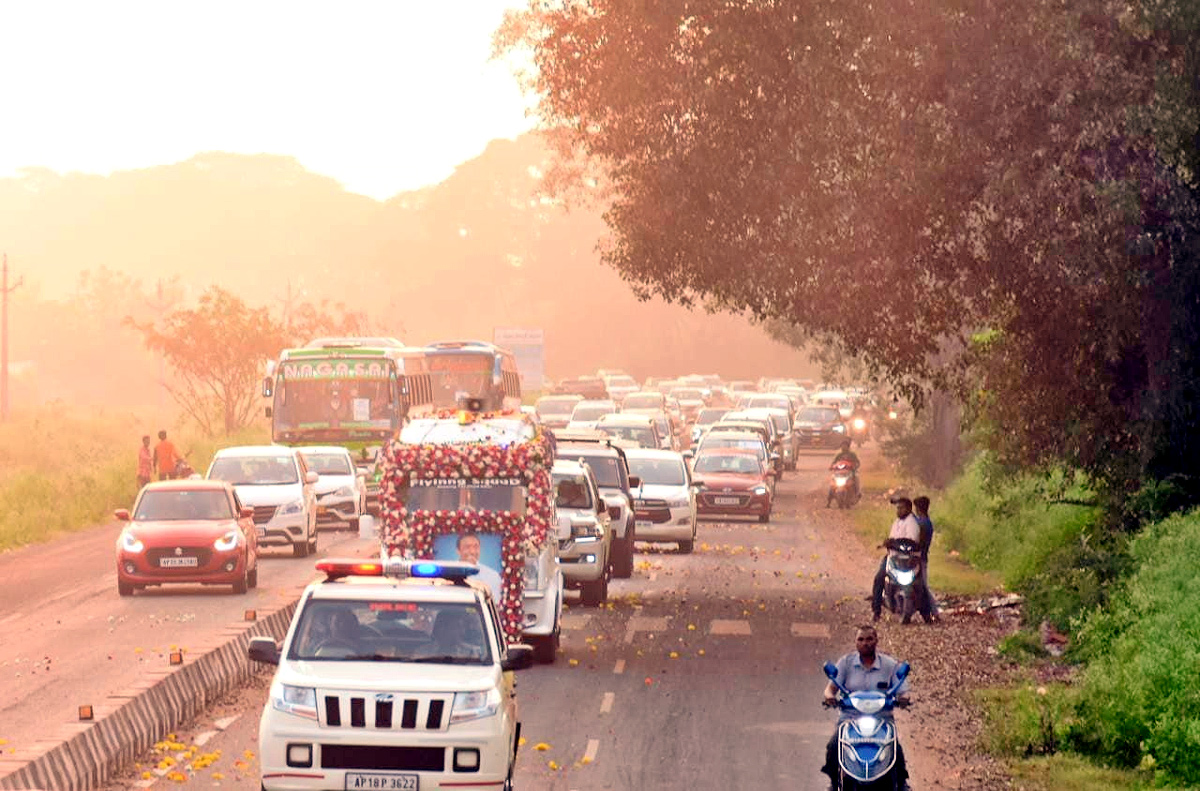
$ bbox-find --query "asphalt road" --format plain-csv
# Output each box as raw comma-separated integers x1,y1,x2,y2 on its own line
0,521,379,752
98,451,899,791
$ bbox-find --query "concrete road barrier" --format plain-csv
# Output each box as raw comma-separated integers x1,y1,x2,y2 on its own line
0,598,298,791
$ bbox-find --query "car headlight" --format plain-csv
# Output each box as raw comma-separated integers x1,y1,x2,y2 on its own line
120,532,144,553
213,530,239,551
277,499,305,516
450,688,500,724
271,684,317,720
524,554,542,590
752,485,769,496
832,424,846,433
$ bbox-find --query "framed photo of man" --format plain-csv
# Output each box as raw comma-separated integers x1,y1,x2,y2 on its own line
433,531,504,602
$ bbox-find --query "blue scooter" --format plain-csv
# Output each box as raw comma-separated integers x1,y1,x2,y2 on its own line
822,660,912,789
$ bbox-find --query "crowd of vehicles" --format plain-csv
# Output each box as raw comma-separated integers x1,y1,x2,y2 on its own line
111,350,915,789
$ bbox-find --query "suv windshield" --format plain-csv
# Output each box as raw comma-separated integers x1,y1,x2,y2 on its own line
627,457,686,486
696,408,729,425
694,454,762,475
560,451,624,489
598,425,656,447
553,473,593,509
572,405,614,421
536,398,579,417
799,407,840,423
622,394,662,410
209,455,299,485
299,453,353,475
289,600,492,665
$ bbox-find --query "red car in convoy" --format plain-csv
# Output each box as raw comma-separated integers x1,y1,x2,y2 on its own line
115,480,260,596
690,448,774,523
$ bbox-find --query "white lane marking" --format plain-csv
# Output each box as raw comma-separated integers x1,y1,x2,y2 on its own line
709,619,752,635
214,714,242,730
613,659,626,674
622,614,669,644
583,738,599,764
561,614,592,630
193,730,218,747
600,692,614,714
790,622,831,639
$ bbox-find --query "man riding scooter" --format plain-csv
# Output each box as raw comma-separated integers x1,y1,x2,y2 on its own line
826,439,861,508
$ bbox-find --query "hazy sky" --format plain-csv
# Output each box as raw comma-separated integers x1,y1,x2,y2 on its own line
0,1,536,200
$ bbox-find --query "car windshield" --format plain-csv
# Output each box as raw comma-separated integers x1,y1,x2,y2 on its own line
299,452,353,475
696,409,729,425
749,396,791,411
208,455,299,485
572,405,614,421
599,425,656,447
536,398,580,417
289,600,492,664
627,457,686,486
700,437,766,458
623,394,662,410
134,489,234,521
799,407,840,423
563,453,623,488
693,454,762,475
553,473,593,509
671,389,705,401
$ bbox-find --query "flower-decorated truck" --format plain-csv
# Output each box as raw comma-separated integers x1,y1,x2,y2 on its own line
378,409,565,663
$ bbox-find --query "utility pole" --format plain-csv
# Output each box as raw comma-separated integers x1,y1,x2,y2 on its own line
1,254,23,422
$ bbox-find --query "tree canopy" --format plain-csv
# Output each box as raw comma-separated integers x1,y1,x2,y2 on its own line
501,0,1200,505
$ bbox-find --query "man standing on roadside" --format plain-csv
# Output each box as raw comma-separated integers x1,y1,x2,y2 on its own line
914,496,940,622
871,497,922,621
136,435,153,489
153,430,181,481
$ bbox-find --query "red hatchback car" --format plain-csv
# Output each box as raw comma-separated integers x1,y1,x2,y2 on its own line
690,448,774,523
115,480,260,596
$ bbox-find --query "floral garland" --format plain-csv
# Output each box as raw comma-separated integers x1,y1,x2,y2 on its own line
378,418,553,641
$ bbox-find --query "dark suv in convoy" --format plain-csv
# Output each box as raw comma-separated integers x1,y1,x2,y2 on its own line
553,435,641,579
793,405,848,449
553,376,610,400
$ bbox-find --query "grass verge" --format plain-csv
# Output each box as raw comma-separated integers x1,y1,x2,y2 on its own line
0,408,268,552
1006,755,1150,791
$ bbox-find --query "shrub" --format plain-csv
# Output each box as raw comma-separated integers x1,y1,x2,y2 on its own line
996,629,1048,663
975,683,1080,758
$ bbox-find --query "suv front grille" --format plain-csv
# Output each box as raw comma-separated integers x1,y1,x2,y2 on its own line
322,693,449,731
320,744,444,771
251,505,277,525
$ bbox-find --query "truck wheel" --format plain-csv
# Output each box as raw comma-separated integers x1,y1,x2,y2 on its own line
532,628,560,664
611,531,635,579
581,575,608,607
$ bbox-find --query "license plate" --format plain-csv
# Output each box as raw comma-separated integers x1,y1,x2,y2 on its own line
636,520,653,529
158,557,198,568
714,496,741,506
345,773,418,791
255,526,266,537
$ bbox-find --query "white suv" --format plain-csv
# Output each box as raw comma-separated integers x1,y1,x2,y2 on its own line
249,559,534,791
207,445,318,557
623,448,698,553
297,446,368,531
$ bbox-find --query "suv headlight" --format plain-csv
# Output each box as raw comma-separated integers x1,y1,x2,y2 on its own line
120,532,144,553
278,499,305,516
213,530,239,551
752,485,769,496
271,684,317,720
332,486,355,498
524,554,542,590
450,688,500,724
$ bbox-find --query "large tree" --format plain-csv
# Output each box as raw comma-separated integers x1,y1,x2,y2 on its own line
501,0,1200,505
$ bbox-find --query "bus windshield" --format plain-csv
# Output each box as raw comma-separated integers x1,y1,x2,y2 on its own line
428,353,493,408
274,376,396,434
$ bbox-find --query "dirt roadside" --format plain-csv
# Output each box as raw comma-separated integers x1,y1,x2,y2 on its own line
801,476,1018,791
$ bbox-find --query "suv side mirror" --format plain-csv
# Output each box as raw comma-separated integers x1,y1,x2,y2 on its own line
248,637,281,665
305,471,319,485
502,643,535,671
628,475,641,489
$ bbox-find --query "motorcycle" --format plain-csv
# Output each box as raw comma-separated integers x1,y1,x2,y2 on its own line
848,414,870,446
829,460,861,509
822,660,912,790
882,538,926,624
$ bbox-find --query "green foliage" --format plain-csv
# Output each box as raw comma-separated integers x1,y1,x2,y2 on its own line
997,630,1049,664
936,456,1119,628
1069,511,1200,784
976,683,1081,758
1007,754,1151,791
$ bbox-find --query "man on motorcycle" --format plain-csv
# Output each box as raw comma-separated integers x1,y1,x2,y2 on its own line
872,496,922,621
821,625,911,790
826,439,861,507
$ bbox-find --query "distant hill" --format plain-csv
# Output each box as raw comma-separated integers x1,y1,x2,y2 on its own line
0,135,814,406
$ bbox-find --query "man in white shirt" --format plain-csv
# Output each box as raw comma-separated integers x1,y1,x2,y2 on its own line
872,497,921,620
456,533,504,602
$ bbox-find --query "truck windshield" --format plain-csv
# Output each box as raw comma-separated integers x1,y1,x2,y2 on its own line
405,478,527,515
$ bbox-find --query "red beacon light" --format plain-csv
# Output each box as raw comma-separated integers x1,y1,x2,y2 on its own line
315,559,386,581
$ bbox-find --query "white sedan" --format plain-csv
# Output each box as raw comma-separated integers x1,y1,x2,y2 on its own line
624,448,699,553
